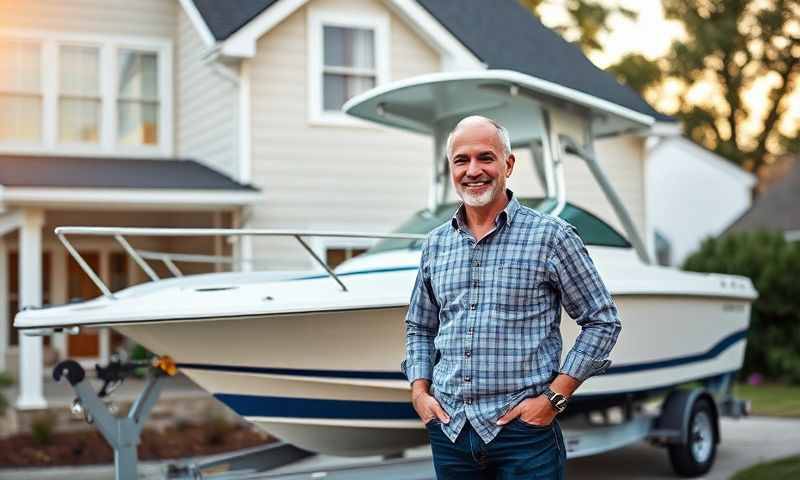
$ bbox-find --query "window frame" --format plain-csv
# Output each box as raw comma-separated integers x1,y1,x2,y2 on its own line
0,38,44,146
0,29,173,157
306,8,389,127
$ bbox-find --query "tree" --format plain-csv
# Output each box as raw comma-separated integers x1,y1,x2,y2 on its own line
519,0,637,54
610,0,800,174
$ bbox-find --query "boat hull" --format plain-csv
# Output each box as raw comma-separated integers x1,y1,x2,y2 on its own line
116,293,750,456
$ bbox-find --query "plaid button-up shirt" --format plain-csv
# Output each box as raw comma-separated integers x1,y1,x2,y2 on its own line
401,191,622,443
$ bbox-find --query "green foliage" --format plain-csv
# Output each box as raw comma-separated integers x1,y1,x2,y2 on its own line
0,371,13,416
732,454,800,480
660,0,799,173
683,231,800,383
31,413,57,446
607,53,663,93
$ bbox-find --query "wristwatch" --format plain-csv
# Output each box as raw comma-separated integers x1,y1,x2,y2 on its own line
544,388,568,414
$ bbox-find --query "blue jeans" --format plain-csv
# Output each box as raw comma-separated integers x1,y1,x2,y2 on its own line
426,418,566,479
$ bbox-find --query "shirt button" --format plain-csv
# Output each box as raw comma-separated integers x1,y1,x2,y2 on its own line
469,304,476,310
465,350,471,357
464,376,471,382
465,398,473,405
473,260,480,267
467,328,474,335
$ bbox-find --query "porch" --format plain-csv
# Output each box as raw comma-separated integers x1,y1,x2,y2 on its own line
0,154,261,410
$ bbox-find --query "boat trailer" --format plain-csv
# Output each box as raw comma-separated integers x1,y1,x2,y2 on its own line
52,356,749,479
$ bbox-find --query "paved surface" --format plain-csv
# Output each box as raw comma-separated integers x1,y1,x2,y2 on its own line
0,416,798,479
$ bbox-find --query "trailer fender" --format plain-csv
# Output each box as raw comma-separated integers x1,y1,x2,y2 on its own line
654,389,719,446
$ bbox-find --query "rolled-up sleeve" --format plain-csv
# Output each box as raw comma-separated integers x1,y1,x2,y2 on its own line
549,223,621,382
401,238,440,385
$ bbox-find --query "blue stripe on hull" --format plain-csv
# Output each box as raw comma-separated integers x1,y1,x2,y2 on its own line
179,329,747,380
215,394,418,419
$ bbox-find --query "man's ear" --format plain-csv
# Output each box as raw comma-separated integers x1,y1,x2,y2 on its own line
505,154,516,177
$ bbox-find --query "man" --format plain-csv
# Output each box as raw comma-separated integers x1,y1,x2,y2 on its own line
401,116,622,479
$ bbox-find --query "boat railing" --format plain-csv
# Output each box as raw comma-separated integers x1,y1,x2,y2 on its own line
54,226,427,298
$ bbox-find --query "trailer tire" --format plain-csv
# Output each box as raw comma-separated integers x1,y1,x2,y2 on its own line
668,397,718,477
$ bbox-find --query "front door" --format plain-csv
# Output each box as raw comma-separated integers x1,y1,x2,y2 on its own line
67,252,100,357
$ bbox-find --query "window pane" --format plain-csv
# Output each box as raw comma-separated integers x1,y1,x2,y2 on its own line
59,97,100,142
118,49,158,100
323,26,374,69
0,40,40,92
118,100,158,145
0,94,41,141
323,73,375,111
59,45,99,96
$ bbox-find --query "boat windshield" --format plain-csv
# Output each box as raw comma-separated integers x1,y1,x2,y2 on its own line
367,197,631,255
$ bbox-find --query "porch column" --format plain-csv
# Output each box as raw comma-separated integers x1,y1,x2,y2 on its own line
0,237,7,372
16,208,46,409
50,250,68,360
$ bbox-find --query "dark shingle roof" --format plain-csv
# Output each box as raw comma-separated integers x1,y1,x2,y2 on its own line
416,0,672,122
190,0,673,122
193,0,279,41
0,155,257,190
726,161,800,233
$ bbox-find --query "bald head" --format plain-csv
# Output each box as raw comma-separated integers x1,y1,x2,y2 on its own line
445,116,511,161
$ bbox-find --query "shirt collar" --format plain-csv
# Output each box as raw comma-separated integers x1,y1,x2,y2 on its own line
450,189,520,231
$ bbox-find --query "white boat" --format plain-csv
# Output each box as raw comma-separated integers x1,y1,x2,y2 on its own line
15,70,756,458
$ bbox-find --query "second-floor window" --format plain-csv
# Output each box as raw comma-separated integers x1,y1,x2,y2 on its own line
322,26,376,112
59,45,100,143
0,40,41,142
118,50,159,146
0,32,171,155
308,9,389,125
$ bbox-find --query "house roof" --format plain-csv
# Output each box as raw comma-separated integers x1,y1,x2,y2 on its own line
0,155,257,191
726,159,800,234
651,136,757,187
190,0,673,123
192,0,279,41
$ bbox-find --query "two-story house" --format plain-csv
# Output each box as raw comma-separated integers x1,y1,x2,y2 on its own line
0,0,675,409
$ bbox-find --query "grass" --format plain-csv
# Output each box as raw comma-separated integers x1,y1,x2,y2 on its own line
733,382,800,417
731,455,800,480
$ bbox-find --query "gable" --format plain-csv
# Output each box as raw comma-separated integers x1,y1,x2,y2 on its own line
185,0,672,123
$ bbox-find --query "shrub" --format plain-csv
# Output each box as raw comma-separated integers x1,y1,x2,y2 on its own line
31,412,57,446
683,231,800,384
0,371,13,416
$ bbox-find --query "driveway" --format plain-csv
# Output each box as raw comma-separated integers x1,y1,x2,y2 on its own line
1,416,798,479
567,416,800,479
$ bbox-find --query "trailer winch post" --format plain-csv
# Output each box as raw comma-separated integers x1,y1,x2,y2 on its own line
53,359,169,480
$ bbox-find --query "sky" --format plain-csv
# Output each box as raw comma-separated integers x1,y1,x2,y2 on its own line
537,0,685,68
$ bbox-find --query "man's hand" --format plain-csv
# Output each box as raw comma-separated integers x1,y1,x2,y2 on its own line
411,380,450,424
495,395,556,426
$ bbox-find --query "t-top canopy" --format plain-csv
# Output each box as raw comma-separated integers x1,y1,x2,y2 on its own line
343,70,654,141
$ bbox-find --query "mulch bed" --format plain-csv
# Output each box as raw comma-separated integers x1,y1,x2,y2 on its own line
0,422,274,467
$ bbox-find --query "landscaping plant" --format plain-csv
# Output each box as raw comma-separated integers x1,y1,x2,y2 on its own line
684,231,800,384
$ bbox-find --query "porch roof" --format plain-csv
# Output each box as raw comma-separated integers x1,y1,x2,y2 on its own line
0,154,261,209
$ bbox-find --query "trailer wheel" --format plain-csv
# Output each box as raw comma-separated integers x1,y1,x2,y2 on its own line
668,397,718,477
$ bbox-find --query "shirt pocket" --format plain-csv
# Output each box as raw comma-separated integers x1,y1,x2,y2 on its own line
492,260,548,316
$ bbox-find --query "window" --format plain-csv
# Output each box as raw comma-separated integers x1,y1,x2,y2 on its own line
322,26,376,112
59,45,100,143
308,10,388,125
326,247,368,269
117,49,159,146
0,31,171,155
0,40,41,142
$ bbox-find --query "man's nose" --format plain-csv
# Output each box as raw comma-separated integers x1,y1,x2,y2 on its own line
465,158,482,177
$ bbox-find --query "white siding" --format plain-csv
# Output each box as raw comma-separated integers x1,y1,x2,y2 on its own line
647,137,754,265
248,0,439,269
0,0,176,38
175,7,239,179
